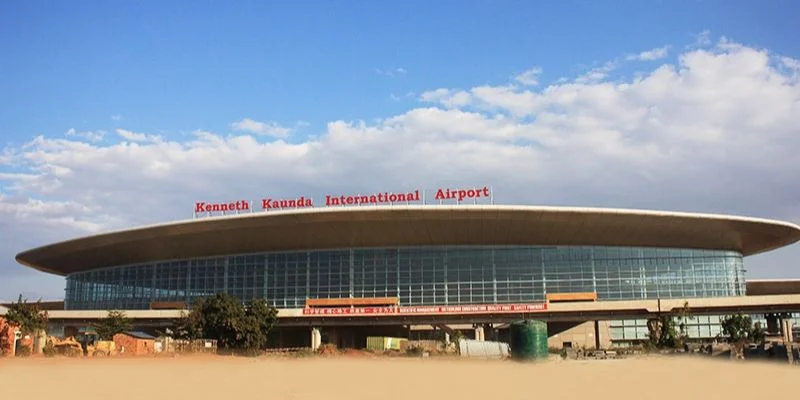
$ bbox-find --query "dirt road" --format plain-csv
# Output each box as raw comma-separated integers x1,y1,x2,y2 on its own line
0,355,795,399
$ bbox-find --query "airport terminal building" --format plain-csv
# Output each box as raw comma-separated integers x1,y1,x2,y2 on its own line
14,185,800,348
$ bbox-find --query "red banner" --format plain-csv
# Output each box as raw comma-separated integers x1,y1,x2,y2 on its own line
301,302,547,316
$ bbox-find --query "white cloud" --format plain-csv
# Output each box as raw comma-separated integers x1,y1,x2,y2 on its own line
780,56,800,71
420,88,473,109
574,60,619,84
778,56,800,81
230,118,293,138
66,128,105,142
694,29,712,47
111,114,123,121
514,67,543,86
3,38,800,298
376,67,408,77
116,128,162,143
627,46,670,61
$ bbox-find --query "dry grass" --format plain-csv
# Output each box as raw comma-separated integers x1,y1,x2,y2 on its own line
0,355,796,399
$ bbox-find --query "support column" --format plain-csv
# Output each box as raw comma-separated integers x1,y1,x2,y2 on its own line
474,326,485,342
310,327,321,351
781,318,794,364
594,320,601,350
484,324,496,341
765,313,780,334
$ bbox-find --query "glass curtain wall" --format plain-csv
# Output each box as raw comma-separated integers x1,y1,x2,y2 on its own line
65,246,746,310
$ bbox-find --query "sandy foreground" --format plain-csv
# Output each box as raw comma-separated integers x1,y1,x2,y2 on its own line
0,355,796,399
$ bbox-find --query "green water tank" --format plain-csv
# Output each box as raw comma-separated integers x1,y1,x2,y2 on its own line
509,320,548,361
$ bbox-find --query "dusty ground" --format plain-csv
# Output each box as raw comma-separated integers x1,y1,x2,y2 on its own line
0,355,796,399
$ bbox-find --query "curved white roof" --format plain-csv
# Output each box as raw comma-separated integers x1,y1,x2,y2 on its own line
15,205,800,276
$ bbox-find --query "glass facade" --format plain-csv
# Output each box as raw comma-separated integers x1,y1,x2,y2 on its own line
609,314,800,344
64,245,746,310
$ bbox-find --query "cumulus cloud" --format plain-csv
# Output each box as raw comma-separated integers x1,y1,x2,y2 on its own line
694,29,712,47
376,67,407,77
3,36,800,299
419,88,472,108
230,118,294,138
66,128,105,142
116,128,163,143
574,60,619,84
627,46,670,61
514,67,543,86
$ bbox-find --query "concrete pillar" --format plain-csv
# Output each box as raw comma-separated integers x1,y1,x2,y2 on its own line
474,326,485,342
765,314,780,334
484,324,496,341
310,327,321,351
594,320,601,350
781,319,794,364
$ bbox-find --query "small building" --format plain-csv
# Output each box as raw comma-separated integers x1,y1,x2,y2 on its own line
1,308,21,356
113,331,156,356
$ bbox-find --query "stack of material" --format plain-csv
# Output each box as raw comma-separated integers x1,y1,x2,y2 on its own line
457,339,510,359
366,336,408,351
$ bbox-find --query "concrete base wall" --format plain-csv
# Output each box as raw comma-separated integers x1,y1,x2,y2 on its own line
548,320,611,350
267,325,411,349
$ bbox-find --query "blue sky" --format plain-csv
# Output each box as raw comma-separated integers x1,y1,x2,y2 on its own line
2,0,798,143
1,1,800,300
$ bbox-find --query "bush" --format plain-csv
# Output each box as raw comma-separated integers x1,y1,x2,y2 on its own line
318,343,338,355
405,345,425,357
15,345,31,357
43,343,57,357
0,326,10,356
294,348,316,358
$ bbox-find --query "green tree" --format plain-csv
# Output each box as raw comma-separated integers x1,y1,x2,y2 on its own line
172,312,202,341
720,314,762,359
752,322,766,346
449,330,465,354
240,299,279,351
175,293,278,354
4,294,48,335
646,301,693,350
92,310,132,340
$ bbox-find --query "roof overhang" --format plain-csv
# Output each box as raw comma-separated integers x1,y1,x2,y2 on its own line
15,205,800,276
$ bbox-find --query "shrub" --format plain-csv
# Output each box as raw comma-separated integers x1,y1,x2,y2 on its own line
318,343,338,355
294,348,316,358
405,345,425,357
43,343,57,357
15,345,31,357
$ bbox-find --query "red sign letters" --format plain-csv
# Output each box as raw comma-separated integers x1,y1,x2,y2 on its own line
301,302,547,316
194,200,250,213
194,185,492,215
